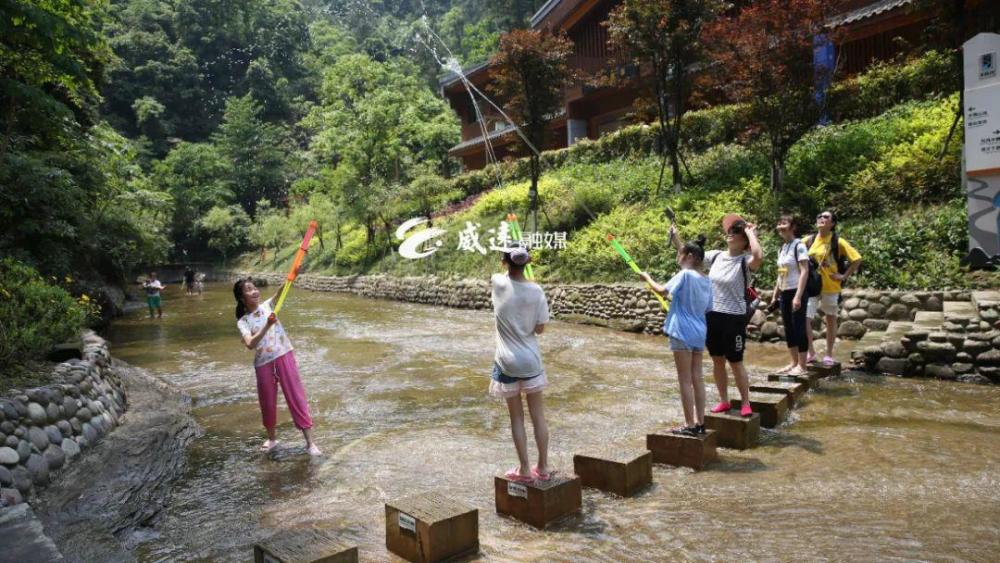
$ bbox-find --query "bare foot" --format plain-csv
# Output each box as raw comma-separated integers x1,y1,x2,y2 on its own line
260,439,278,452
307,444,323,456
786,366,807,376
776,364,796,374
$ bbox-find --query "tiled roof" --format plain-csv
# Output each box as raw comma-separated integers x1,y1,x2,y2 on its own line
829,0,916,27
438,61,489,88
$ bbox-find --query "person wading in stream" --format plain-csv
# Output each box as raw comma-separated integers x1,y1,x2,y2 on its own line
490,247,552,482
678,214,764,417
640,229,713,436
233,278,321,456
771,215,811,376
804,211,863,366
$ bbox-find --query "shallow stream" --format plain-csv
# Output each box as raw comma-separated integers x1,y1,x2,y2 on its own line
80,283,1000,561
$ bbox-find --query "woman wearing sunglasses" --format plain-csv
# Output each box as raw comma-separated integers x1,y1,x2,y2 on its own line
804,211,863,366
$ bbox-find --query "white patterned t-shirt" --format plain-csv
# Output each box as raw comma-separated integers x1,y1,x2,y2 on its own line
237,298,294,366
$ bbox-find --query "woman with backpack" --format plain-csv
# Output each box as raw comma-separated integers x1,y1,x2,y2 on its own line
804,211,863,366
692,214,764,417
771,216,811,376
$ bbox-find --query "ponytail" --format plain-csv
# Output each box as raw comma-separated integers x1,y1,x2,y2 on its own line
233,278,250,320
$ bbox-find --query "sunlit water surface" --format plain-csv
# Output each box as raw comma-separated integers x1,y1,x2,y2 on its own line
94,284,1000,562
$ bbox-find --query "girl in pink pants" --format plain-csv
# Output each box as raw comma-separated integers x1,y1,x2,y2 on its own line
234,278,321,456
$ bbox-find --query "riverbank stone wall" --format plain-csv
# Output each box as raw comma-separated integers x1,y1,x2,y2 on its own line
0,332,126,507
226,272,969,338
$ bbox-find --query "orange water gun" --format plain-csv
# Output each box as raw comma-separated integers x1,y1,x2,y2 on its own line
272,220,318,316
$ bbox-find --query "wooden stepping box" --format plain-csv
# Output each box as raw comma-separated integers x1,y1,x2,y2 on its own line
704,410,760,450
573,451,652,496
494,474,582,529
767,371,819,386
254,529,358,563
385,492,479,563
728,393,790,429
807,361,841,378
750,381,807,407
646,430,718,470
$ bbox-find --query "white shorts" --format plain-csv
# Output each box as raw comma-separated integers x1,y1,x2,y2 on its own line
807,294,839,318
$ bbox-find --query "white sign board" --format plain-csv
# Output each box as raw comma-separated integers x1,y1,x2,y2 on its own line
963,33,1000,258
398,512,416,533
506,481,528,499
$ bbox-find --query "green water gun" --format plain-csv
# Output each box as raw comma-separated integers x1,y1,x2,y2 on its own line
506,213,534,280
607,233,669,312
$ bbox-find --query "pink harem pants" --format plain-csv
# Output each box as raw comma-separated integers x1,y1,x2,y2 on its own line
254,351,313,430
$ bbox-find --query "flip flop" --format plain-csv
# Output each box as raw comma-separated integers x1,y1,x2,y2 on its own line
823,356,835,367
505,468,533,483
531,466,555,481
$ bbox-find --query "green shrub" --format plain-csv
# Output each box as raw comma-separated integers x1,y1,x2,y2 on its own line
0,259,94,372
841,199,968,289
829,50,956,121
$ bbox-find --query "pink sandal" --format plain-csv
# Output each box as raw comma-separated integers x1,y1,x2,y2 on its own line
505,468,533,483
822,355,835,367
740,403,753,417
710,401,731,414
531,466,554,481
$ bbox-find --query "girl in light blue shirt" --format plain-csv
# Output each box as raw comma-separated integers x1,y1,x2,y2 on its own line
641,231,713,436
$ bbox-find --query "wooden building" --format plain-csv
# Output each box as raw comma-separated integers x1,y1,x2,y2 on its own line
439,0,992,171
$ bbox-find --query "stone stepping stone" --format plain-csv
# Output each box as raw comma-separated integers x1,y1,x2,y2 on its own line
943,301,977,315
914,311,945,324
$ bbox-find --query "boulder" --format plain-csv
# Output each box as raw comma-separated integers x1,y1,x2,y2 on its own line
958,373,991,384
45,402,59,423
26,403,47,425
877,357,909,376
838,320,867,339
924,364,956,380
881,341,908,359
0,466,11,487
953,363,975,375
11,466,31,494
61,438,80,460
760,321,779,340
843,297,861,310
975,349,1000,366
924,295,943,311
863,319,891,331
886,304,911,321
867,303,887,318
916,340,957,360
62,397,78,418
28,427,48,451
42,445,65,470
961,339,991,357
848,308,869,321
45,426,61,445
0,447,18,466
26,453,49,486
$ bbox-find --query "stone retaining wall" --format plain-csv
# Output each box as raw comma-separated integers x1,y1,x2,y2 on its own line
0,332,126,507
226,272,969,339
756,288,974,342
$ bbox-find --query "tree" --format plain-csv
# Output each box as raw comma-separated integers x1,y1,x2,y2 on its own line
304,53,458,249
488,28,574,232
198,204,250,265
704,0,837,193
151,142,232,251
249,199,292,264
213,94,292,216
606,0,724,193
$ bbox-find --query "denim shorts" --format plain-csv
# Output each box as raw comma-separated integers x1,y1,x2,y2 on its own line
669,336,703,353
491,363,540,384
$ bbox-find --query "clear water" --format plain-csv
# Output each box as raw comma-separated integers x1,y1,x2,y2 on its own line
91,284,1000,562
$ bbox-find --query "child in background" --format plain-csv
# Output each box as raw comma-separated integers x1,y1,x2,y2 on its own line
143,271,167,319
490,247,552,482
641,229,713,435
233,278,321,456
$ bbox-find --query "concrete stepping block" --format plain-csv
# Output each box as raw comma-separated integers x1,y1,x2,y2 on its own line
749,381,807,407
495,474,582,529
768,371,819,386
386,492,478,562
254,529,358,563
943,301,977,315
728,393,790,428
646,430,718,470
704,410,760,450
573,450,651,496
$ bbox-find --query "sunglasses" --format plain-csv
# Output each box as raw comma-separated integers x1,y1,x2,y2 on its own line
817,214,832,220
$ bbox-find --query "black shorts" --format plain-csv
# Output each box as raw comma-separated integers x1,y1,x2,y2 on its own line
706,311,747,363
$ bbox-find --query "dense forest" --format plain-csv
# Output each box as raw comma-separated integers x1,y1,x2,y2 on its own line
1,0,542,282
